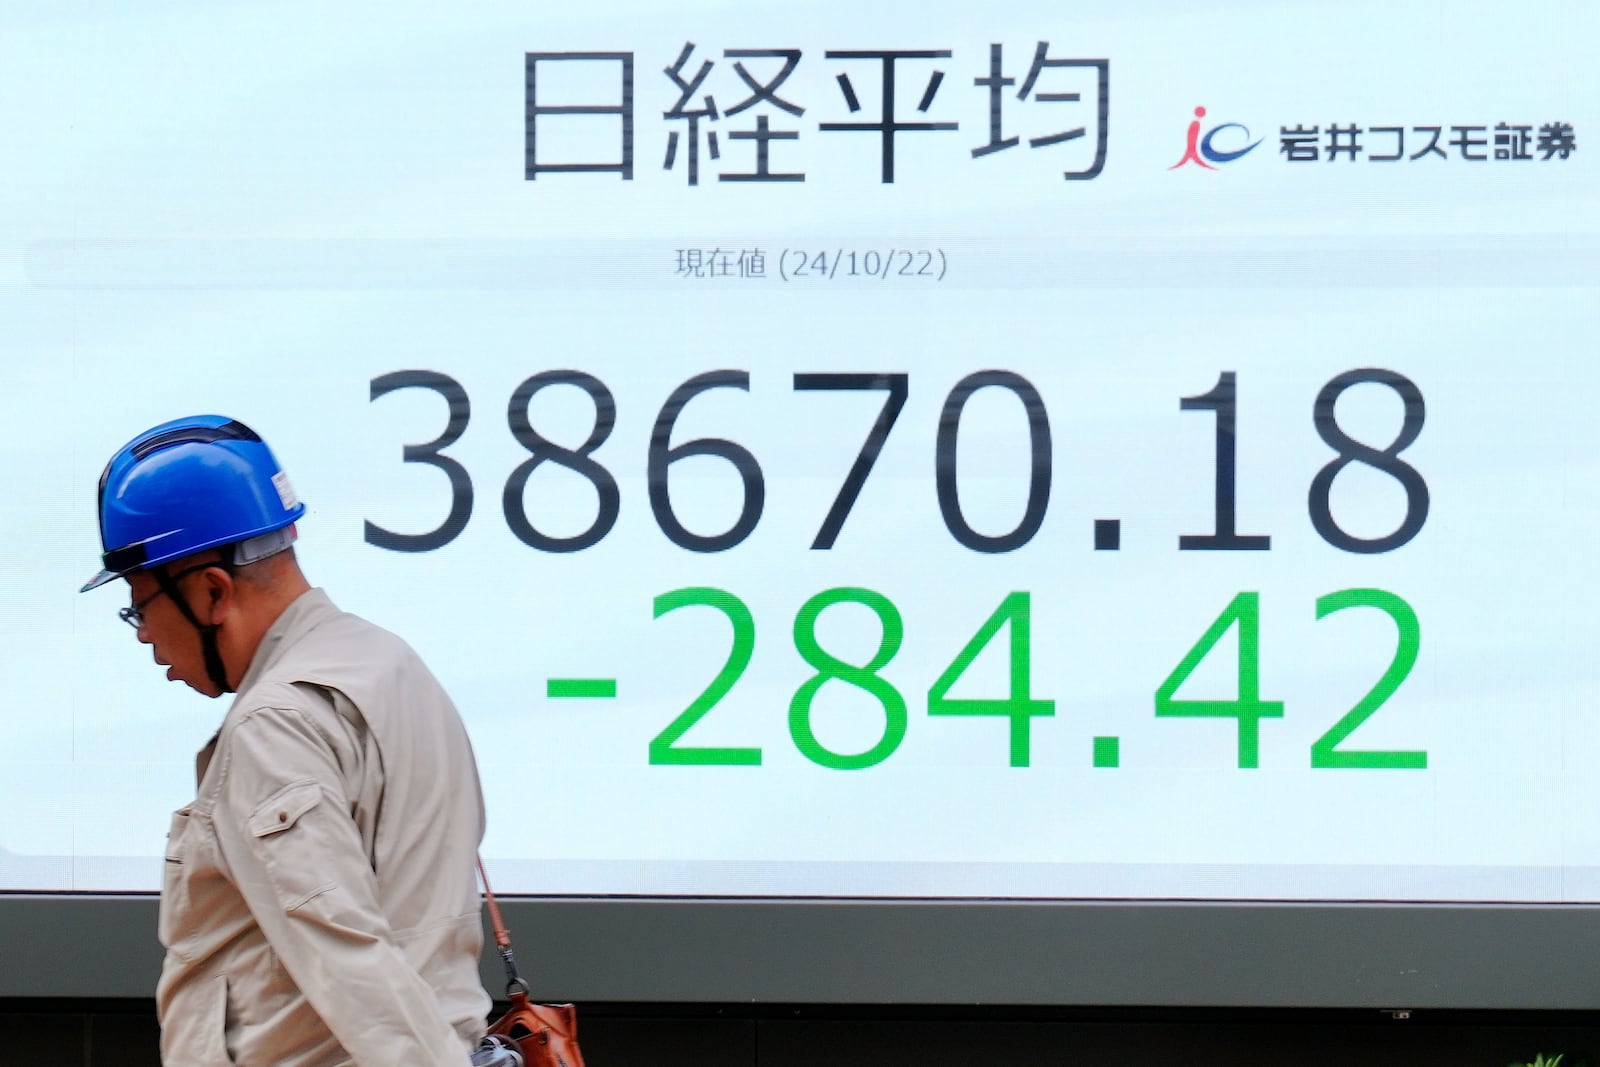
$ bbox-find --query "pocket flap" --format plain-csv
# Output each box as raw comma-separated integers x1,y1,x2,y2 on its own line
248,780,322,838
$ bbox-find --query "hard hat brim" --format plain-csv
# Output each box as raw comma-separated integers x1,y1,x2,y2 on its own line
80,568,121,593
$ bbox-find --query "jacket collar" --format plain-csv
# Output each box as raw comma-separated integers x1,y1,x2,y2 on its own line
194,588,337,784
232,587,337,696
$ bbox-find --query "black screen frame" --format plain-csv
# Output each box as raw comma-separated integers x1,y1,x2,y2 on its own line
6,895,1600,1007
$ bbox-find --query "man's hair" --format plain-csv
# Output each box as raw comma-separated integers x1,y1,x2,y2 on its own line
231,546,300,591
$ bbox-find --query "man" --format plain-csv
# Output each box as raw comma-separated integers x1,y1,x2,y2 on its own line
81,415,491,1066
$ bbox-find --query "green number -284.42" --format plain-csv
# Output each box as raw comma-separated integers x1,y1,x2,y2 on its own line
649,587,1422,771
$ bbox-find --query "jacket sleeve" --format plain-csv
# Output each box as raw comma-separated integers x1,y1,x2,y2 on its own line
210,703,474,1067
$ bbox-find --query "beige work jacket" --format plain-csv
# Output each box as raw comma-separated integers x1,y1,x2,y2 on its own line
156,589,490,1066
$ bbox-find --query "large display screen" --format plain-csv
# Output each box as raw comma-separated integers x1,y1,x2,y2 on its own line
4,0,1597,905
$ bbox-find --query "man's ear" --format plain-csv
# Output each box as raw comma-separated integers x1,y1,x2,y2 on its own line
202,565,235,619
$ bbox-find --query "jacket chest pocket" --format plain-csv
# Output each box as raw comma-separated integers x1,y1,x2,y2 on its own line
159,809,199,960
159,808,238,963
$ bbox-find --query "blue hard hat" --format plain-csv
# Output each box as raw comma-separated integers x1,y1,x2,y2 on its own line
81,415,306,592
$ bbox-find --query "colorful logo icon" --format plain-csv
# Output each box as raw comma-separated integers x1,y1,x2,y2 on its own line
1169,106,1262,169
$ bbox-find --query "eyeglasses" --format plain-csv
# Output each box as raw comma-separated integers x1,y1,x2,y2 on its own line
118,562,223,630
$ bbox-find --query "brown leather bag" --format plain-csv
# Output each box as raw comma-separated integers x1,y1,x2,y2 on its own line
478,858,588,1067
487,991,584,1067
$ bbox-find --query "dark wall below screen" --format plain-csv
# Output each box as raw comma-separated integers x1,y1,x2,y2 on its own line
2,1002,1596,1067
